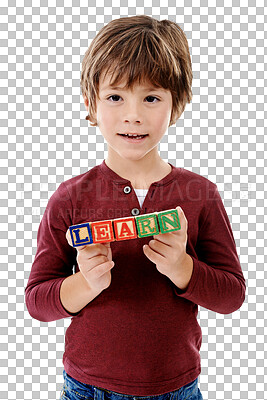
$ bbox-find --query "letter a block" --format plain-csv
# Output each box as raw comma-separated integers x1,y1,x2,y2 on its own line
157,209,181,233
135,213,160,238
113,216,137,241
90,220,115,243
69,223,93,247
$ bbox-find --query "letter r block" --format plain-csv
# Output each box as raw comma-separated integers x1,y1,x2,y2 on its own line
69,223,93,247
135,213,160,238
90,220,115,243
113,216,137,241
157,209,181,233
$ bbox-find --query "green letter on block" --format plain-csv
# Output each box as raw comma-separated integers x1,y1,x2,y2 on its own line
135,213,160,237
157,209,181,233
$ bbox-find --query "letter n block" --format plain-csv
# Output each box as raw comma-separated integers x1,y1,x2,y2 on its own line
157,209,181,233
69,223,93,247
113,216,137,241
135,213,160,238
90,220,115,243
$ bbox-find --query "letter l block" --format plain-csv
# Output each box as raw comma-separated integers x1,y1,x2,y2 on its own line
69,223,93,247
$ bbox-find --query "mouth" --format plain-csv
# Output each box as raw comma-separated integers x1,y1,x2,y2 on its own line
118,133,148,141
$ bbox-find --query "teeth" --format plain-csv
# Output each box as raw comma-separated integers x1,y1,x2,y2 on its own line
122,134,145,137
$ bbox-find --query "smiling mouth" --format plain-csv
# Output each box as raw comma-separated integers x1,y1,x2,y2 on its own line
118,133,148,139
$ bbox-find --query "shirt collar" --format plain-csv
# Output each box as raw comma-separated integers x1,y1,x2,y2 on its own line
99,159,181,187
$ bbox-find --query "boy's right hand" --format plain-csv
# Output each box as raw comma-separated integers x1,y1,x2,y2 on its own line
66,229,115,293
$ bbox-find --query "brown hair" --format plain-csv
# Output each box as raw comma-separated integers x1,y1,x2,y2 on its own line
80,15,193,127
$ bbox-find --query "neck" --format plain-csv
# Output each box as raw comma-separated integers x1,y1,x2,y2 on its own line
105,152,171,189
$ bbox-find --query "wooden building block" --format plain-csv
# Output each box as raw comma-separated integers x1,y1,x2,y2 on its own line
69,223,93,247
68,208,181,246
90,219,115,243
157,209,181,233
113,216,138,241
135,212,160,238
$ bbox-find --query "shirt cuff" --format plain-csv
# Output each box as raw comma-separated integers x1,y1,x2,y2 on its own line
172,256,200,300
56,278,80,318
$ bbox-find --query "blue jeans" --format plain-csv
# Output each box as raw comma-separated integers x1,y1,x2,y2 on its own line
60,370,203,400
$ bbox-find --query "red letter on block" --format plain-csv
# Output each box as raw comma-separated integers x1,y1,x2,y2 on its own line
90,220,115,243
113,217,137,241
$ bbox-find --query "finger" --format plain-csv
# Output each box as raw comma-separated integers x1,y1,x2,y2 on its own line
89,259,115,278
80,243,111,258
152,232,177,246
170,206,187,234
103,242,113,261
65,228,88,251
66,229,110,256
143,243,166,265
147,238,169,257
153,207,186,242
66,229,85,251
80,259,115,280
66,228,72,246
152,206,186,243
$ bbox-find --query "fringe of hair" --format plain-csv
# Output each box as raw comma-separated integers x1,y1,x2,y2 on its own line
80,15,193,127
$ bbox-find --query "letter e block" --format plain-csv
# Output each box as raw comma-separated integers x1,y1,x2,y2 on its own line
135,213,159,238
157,209,181,233
90,220,115,243
69,223,93,247
113,216,137,241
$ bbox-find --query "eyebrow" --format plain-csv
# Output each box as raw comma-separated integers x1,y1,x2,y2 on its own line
101,85,162,91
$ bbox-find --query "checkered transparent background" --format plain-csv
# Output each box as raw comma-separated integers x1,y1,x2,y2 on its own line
0,1,266,399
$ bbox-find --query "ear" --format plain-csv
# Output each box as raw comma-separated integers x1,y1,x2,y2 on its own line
83,94,89,111
83,94,98,126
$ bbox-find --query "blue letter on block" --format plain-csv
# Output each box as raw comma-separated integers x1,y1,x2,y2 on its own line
69,223,93,247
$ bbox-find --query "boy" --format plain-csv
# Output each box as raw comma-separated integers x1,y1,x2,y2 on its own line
25,15,246,400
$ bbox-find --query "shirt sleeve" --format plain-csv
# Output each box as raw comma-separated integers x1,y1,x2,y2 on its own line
25,182,78,322
174,184,246,314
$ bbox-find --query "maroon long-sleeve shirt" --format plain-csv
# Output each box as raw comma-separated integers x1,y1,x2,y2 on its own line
25,160,246,396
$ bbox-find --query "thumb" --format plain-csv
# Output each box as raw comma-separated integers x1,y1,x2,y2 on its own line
65,228,91,251
176,206,187,230
103,241,112,261
176,205,185,216
66,228,73,246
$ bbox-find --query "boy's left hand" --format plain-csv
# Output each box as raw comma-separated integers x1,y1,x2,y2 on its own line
143,206,193,291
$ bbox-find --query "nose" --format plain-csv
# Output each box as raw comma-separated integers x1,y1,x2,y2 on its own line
123,100,143,124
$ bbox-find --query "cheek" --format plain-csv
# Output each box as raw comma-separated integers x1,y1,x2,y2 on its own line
100,106,118,124
152,108,171,128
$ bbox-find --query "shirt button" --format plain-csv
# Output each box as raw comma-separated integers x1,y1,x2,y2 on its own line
131,208,140,216
123,186,132,194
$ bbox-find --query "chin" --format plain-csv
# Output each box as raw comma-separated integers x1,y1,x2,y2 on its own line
122,154,146,161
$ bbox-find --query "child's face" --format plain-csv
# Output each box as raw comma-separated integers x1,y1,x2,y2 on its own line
87,71,173,164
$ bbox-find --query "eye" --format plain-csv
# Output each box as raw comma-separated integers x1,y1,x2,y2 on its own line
145,96,159,103
106,95,160,103
107,95,121,102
